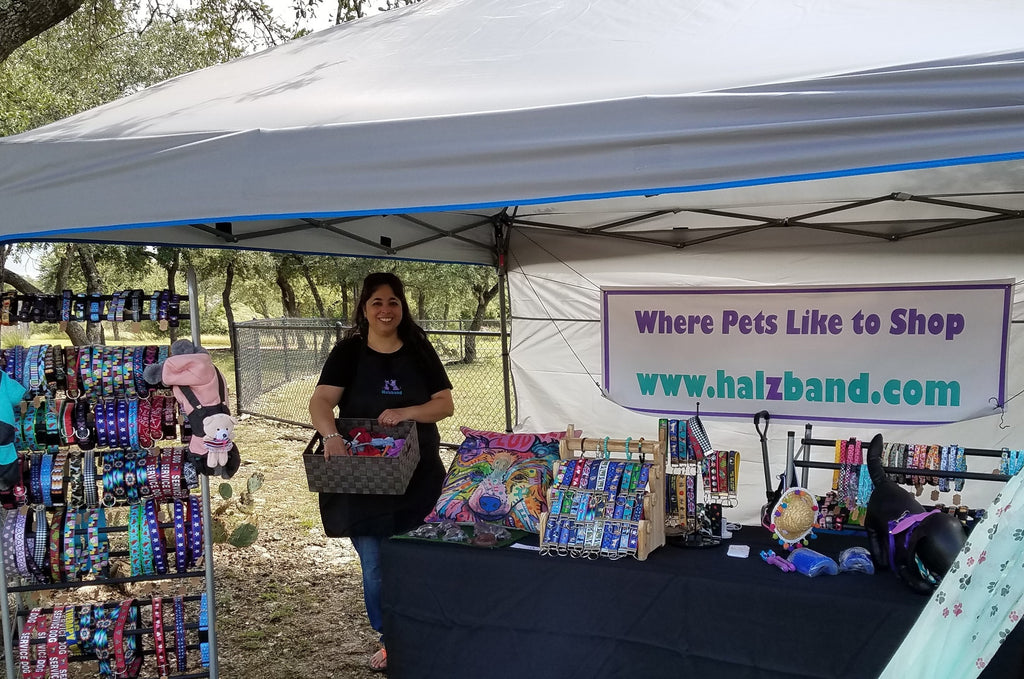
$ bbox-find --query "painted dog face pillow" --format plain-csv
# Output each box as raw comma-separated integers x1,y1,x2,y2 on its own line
424,427,572,533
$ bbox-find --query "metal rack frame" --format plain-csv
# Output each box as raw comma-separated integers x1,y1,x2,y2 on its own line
0,267,220,678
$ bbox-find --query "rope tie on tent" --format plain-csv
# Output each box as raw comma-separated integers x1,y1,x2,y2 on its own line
991,395,1016,429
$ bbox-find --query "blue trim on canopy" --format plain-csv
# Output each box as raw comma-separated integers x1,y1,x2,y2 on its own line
10,149,1024,239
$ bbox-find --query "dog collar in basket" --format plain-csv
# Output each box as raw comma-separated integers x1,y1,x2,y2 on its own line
769,487,819,550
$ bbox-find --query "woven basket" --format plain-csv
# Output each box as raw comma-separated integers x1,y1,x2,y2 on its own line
302,418,420,495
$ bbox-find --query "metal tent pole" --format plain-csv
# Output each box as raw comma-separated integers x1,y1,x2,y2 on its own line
188,265,219,679
496,220,514,433
499,264,513,433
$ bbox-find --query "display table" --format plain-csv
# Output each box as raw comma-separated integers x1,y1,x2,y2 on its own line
381,529,1024,679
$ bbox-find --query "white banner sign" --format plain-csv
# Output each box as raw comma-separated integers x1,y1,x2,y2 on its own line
602,281,1012,425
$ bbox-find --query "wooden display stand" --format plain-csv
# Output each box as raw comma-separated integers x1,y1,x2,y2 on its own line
539,424,666,561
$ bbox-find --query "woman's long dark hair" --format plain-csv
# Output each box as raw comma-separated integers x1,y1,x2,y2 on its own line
345,272,431,353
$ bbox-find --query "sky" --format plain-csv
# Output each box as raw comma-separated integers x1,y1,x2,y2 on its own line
266,0,340,33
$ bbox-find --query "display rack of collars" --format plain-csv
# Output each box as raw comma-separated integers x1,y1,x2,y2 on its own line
700,450,740,508
661,416,706,536
792,422,1012,533
0,291,217,679
539,425,666,561
0,289,187,330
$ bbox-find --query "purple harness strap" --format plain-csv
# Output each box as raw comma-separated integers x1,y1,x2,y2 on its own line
887,509,940,573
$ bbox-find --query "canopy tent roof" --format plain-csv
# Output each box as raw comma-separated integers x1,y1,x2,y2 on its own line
3,0,1024,261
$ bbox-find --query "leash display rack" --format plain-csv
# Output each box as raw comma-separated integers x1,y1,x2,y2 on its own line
0,271,221,678
789,423,1012,503
662,417,700,537
538,424,666,561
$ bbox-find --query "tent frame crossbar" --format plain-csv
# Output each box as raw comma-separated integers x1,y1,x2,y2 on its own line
12,192,1024,258
508,192,1024,249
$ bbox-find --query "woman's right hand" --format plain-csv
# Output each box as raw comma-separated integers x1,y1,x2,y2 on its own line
323,435,351,460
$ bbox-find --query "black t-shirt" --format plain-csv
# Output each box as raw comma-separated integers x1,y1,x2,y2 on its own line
315,335,453,537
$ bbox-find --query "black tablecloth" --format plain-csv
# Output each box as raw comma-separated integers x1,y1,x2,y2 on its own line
381,528,1024,679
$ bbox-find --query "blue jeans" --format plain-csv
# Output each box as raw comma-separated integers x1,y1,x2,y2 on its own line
351,535,384,642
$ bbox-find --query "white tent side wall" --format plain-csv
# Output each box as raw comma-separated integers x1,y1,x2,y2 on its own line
508,222,1024,523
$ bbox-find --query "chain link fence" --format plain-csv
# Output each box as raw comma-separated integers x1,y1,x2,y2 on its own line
232,318,512,445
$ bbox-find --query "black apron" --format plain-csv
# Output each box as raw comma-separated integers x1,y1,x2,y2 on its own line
318,344,445,537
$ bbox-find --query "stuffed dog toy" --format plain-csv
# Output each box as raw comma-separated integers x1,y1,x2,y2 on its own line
864,433,966,594
144,339,240,479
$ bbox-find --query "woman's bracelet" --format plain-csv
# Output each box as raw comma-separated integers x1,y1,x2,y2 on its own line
322,433,342,441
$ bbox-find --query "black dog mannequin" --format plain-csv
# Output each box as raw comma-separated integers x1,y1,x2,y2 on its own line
864,433,966,594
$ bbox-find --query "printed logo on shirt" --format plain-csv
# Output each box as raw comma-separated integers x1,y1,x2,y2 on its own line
382,379,402,395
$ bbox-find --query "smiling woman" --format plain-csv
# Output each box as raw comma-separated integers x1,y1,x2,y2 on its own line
306,270,454,672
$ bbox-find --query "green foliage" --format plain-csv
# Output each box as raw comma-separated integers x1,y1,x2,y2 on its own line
210,518,230,543
211,471,264,547
0,0,288,137
247,473,264,494
228,522,259,548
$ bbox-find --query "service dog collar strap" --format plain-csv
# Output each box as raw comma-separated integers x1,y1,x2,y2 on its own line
46,604,69,679
19,607,45,679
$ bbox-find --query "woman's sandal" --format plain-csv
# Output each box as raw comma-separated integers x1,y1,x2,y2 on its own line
370,646,388,673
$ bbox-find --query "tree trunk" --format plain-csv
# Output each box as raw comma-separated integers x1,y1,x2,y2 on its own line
1,269,42,295
0,0,84,64
276,268,299,317
55,243,75,291
417,290,426,322
0,245,9,292
463,281,499,364
53,244,87,345
77,245,104,344
301,258,326,317
223,259,236,352
340,280,349,322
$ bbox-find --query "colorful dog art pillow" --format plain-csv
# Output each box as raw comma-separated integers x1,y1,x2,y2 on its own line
424,428,571,533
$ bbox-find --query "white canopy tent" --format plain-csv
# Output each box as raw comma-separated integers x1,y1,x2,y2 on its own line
2,0,1024,521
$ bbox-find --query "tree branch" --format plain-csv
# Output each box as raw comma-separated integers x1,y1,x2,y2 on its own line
0,0,86,64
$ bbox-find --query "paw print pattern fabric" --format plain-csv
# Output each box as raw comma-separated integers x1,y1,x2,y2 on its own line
880,470,1024,679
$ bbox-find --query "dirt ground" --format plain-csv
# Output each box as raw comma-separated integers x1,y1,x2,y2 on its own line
211,416,384,678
